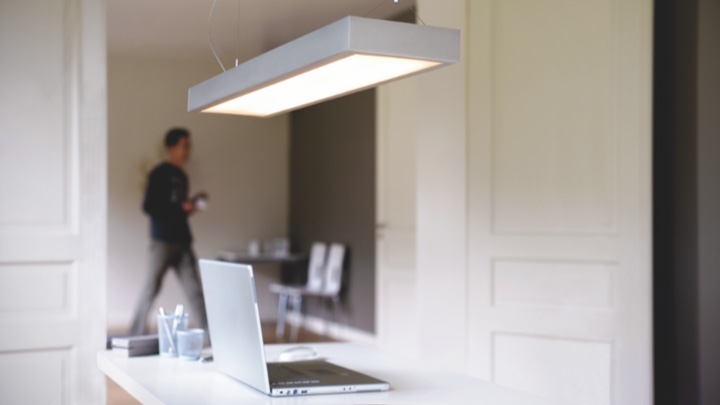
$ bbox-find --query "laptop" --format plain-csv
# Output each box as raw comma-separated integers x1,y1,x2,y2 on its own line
198,259,390,397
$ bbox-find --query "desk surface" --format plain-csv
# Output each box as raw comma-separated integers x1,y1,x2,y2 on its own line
216,251,307,265
98,342,559,405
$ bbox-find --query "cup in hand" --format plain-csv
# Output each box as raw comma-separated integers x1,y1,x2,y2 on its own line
177,329,205,361
192,192,208,211
157,313,188,357
194,197,208,211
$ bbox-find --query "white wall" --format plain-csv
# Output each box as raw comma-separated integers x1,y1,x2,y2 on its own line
107,55,289,329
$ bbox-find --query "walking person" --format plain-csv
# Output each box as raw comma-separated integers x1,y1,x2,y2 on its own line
130,127,208,336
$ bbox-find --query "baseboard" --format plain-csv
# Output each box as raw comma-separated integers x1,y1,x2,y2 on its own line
285,313,377,345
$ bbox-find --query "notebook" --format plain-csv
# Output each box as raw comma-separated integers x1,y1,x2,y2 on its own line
198,259,390,397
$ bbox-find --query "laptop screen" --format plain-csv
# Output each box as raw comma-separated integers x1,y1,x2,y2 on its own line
199,259,271,394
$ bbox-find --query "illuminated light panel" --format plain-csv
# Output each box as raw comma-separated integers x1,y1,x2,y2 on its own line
202,54,439,117
188,16,460,117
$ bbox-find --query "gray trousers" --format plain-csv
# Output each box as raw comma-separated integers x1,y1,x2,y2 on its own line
130,241,208,336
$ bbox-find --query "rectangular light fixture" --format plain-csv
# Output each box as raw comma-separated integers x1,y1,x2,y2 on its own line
188,16,460,117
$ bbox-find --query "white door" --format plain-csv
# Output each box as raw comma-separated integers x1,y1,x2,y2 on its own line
375,77,420,358
0,0,107,403
412,1,653,405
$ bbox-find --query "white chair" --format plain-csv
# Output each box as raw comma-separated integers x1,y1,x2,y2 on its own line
269,242,327,341
269,243,346,342
320,243,346,330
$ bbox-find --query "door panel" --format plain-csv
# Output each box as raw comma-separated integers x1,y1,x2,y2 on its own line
492,260,615,310
0,262,76,315
466,1,652,404
491,0,616,234
0,0,107,403
0,0,74,228
378,1,651,403
494,334,612,405
0,350,71,405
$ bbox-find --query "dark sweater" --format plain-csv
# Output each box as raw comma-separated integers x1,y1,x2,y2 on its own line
142,162,192,244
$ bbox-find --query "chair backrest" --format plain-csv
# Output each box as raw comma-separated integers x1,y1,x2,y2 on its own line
323,243,345,296
305,242,327,292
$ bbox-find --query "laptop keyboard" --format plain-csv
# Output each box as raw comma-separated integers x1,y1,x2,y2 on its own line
267,363,320,385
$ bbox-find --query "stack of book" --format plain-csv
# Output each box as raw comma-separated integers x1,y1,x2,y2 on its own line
111,335,159,357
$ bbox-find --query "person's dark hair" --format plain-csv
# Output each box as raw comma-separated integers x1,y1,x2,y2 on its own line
164,128,190,149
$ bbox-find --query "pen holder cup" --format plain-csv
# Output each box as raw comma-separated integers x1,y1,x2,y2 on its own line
156,313,188,357
177,329,205,361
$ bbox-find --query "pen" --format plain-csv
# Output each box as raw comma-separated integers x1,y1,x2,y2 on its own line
171,304,184,337
158,307,176,354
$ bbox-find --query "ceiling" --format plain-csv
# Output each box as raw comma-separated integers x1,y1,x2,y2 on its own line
107,0,416,66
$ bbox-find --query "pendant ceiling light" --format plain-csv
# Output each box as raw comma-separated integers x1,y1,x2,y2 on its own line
188,16,460,118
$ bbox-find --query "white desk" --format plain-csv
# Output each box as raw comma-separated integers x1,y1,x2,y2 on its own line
98,342,559,405
216,252,307,265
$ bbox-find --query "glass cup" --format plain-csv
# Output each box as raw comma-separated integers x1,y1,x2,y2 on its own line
157,313,188,357
194,197,208,211
177,329,205,361
248,239,260,256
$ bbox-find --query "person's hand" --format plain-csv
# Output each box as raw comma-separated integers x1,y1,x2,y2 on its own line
182,201,196,213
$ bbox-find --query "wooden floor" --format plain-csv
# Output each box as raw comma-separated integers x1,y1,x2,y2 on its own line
106,322,337,405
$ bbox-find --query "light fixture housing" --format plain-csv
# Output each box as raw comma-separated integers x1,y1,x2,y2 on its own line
188,16,460,117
